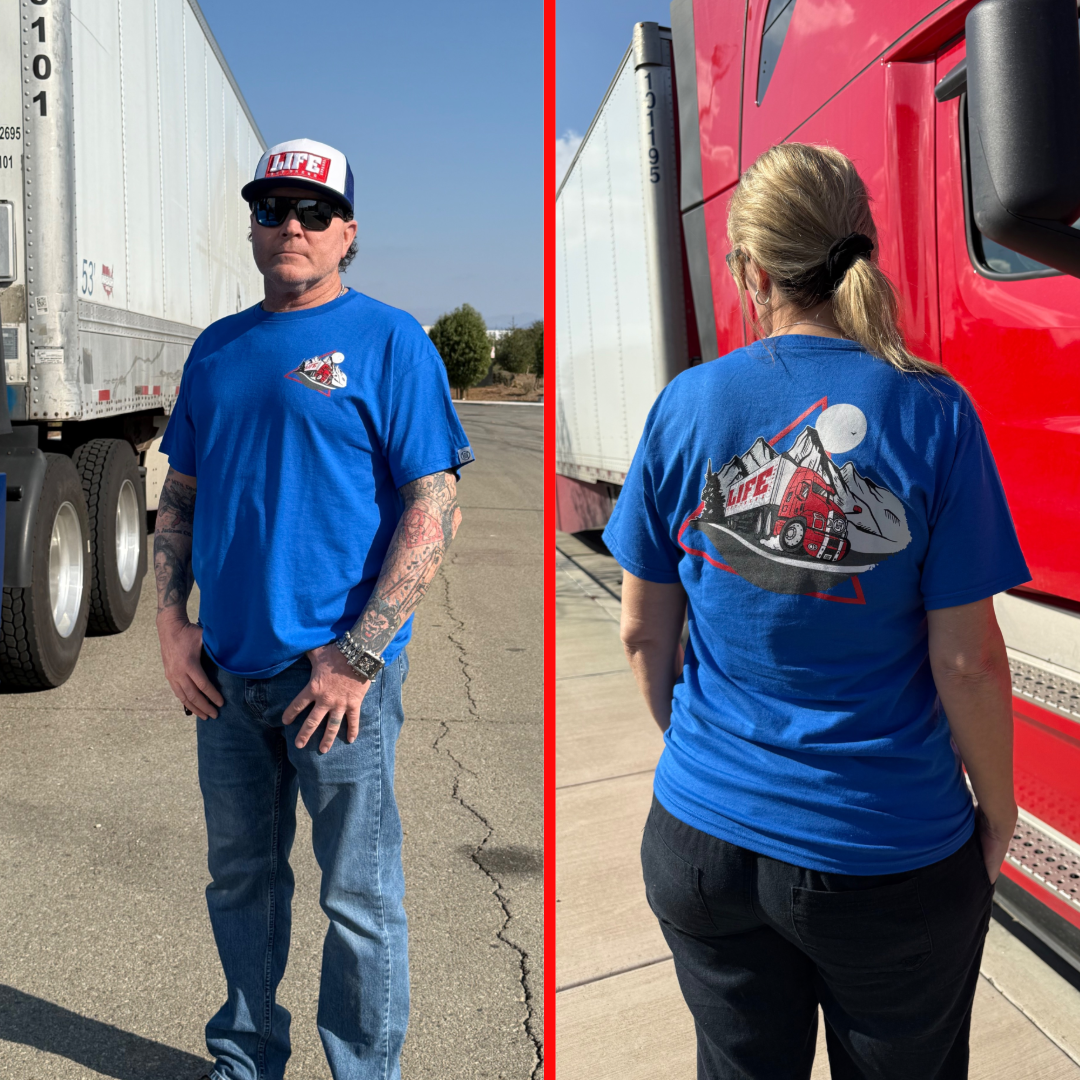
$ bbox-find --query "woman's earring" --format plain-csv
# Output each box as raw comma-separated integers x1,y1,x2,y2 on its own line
754,289,770,306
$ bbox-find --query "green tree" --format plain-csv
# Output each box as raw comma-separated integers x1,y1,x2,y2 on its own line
429,304,491,397
530,319,543,378
494,320,544,375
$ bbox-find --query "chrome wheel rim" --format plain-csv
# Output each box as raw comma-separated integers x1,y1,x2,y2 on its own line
49,501,84,638
115,478,140,592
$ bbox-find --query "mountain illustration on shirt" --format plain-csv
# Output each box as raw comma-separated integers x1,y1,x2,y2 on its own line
285,350,347,395
684,403,912,596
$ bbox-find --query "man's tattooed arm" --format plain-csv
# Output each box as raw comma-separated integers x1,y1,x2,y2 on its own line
154,469,198,618
350,470,462,655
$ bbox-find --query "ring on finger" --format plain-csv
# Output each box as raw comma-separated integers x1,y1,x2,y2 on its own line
327,715,343,727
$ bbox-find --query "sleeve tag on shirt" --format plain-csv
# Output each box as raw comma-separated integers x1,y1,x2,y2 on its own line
457,446,474,465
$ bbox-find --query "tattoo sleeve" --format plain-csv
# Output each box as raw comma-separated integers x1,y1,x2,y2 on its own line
154,469,198,617
350,470,462,654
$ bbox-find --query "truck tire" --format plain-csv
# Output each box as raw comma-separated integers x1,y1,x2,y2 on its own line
0,454,91,689
73,439,148,635
780,517,807,553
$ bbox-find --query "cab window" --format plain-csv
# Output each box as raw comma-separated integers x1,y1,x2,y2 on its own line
757,0,797,103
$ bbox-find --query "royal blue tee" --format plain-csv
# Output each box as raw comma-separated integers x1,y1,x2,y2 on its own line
603,336,1029,874
160,289,474,678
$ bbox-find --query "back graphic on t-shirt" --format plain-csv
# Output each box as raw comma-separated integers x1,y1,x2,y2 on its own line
684,402,912,599
603,336,1030,874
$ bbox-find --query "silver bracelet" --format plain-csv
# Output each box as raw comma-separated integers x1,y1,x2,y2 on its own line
335,630,385,681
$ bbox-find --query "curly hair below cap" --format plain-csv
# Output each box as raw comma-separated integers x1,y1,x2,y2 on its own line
339,236,358,271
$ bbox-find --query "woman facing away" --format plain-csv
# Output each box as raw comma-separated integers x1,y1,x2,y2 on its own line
602,142,1029,1080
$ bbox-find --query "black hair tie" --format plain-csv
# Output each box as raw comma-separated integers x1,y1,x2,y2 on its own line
825,232,874,290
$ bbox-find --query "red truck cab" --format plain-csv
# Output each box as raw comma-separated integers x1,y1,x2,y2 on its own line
774,467,849,561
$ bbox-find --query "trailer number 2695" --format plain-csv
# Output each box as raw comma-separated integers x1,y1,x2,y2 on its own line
80,260,94,296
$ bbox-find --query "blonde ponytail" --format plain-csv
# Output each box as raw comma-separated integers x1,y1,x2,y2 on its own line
727,142,951,380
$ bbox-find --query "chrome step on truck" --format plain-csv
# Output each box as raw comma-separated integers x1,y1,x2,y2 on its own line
987,595,1080,972
0,0,265,687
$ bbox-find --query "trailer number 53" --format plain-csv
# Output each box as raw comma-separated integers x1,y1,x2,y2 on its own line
81,260,94,296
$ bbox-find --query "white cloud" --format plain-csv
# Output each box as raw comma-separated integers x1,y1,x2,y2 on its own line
556,129,583,188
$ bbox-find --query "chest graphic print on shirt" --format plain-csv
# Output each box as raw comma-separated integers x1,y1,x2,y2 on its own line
285,350,347,396
681,401,911,599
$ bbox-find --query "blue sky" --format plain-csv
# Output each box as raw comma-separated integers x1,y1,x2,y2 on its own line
557,0,673,184
199,0,541,328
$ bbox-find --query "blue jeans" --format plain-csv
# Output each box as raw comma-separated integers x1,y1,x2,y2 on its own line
195,649,410,1080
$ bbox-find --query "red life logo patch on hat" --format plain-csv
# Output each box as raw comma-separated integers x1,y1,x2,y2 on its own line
265,151,332,183
243,138,355,212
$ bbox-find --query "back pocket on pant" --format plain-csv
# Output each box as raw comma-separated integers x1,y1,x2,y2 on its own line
791,877,932,972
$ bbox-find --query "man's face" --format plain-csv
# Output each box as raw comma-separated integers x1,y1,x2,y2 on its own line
249,185,358,288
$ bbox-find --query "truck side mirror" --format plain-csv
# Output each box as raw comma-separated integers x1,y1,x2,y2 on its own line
965,0,1080,275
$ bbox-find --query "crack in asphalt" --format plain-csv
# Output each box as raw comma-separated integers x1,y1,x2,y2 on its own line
430,561,543,1079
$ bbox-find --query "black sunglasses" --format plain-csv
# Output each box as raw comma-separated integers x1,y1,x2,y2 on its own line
725,247,744,277
251,196,347,232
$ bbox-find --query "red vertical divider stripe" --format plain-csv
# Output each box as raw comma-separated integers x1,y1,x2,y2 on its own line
543,0,555,1073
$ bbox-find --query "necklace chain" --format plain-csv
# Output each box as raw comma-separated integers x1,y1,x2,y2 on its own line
769,319,841,335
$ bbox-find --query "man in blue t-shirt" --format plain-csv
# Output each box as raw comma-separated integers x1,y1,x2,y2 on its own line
154,139,474,1080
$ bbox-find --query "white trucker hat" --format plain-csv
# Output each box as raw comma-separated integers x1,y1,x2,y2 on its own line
242,138,355,213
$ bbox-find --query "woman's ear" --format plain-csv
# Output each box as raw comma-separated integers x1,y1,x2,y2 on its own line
744,258,771,300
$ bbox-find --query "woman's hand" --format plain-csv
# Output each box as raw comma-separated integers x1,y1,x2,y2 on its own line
977,804,1017,885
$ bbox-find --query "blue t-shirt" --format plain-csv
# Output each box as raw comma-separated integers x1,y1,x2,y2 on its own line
603,336,1029,874
160,289,474,678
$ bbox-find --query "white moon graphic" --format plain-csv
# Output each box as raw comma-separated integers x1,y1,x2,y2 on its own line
816,404,867,454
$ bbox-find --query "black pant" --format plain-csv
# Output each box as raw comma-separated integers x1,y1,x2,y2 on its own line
641,798,994,1080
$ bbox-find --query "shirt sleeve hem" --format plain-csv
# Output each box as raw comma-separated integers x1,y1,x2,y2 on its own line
159,444,196,477
922,568,1032,611
393,456,474,490
602,537,682,584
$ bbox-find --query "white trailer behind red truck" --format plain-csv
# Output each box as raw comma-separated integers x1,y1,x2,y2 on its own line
0,0,264,687
554,22,688,533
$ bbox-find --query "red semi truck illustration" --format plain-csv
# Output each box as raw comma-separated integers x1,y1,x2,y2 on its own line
724,458,850,562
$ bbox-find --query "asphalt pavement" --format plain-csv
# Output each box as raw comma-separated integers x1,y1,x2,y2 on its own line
0,402,542,1080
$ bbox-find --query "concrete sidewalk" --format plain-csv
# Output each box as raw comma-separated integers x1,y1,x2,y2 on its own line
555,530,1080,1080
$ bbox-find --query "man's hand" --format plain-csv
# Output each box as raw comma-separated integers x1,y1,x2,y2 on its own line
283,643,371,753
157,614,223,720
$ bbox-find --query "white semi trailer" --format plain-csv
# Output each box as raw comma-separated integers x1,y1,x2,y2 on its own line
554,22,691,534
0,0,265,687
